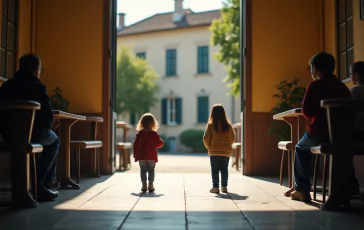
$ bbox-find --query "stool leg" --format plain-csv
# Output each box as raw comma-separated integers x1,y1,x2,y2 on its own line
313,155,320,201
119,149,122,171
76,148,81,184
96,148,100,177
287,150,292,188
280,150,285,186
322,155,328,203
32,154,37,201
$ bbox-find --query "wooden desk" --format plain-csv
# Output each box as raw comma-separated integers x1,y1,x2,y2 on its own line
273,108,305,188
53,110,86,189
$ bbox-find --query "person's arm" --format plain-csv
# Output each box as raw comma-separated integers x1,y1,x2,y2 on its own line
155,132,164,148
203,124,212,149
35,83,54,129
301,82,318,120
133,133,139,158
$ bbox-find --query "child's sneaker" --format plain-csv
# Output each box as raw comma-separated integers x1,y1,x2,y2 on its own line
148,182,155,192
221,187,228,193
141,182,147,192
210,187,219,194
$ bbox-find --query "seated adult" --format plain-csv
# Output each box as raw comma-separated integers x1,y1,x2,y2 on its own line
0,53,59,201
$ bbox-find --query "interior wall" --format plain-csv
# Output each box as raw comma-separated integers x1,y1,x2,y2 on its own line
35,0,103,113
251,0,321,113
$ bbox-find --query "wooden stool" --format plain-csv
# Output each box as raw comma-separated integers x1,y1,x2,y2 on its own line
116,142,132,170
278,141,292,186
71,141,103,183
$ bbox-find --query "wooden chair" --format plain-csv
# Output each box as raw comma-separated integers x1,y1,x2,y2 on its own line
70,116,103,183
116,121,132,170
278,141,292,186
0,100,43,208
310,99,364,211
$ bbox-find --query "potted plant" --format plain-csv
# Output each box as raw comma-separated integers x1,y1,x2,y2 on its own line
50,87,69,112
269,78,306,141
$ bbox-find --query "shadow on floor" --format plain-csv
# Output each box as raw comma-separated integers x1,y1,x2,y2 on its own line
130,192,164,198
215,192,248,201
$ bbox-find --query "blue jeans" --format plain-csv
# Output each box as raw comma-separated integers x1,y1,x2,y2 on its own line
294,132,327,193
210,156,230,188
37,129,59,185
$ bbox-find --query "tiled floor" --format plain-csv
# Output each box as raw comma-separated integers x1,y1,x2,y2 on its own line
1,154,364,229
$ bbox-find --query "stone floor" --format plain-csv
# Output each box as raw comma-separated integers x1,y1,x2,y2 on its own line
1,154,364,229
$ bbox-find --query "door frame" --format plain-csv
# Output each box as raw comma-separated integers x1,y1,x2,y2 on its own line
240,0,252,175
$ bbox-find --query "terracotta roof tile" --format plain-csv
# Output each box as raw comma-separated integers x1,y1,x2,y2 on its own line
118,9,221,36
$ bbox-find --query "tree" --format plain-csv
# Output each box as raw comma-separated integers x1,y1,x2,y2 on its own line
116,45,159,115
210,0,240,95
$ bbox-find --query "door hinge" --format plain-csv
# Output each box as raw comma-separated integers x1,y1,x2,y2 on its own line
109,49,112,57
243,48,247,56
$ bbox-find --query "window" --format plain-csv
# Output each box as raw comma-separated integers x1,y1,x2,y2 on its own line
136,52,146,60
166,49,177,76
161,97,182,125
197,96,209,123
197,46,209,74
337,0,354,80
1,0,18,79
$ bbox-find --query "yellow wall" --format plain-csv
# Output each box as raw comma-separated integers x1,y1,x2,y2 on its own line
18,0,32,59
251,0,321,112
323,0,336,61
35,0,103,113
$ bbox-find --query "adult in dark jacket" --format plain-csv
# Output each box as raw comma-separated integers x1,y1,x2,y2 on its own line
0,53,59,201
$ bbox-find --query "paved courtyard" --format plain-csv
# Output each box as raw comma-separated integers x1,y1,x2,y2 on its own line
1,154,364,229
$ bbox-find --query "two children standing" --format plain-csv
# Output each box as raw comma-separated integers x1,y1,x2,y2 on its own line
132,105,235,193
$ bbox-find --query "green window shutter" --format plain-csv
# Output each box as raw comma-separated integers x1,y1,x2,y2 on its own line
161,98,167,125
197,46,209,74
130,113,136,125
166,49,176,76
176,97,182,124
136,52,146,59
197,96,209,123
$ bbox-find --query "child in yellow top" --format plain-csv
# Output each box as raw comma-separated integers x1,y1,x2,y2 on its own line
203,104,235,193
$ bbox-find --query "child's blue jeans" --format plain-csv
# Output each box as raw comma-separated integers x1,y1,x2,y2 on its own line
210,156,230,188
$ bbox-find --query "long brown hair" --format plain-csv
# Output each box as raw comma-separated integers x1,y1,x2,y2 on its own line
136,113,159,131
208,104,230,132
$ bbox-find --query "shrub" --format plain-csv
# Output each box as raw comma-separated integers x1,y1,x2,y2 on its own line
179,129,206,152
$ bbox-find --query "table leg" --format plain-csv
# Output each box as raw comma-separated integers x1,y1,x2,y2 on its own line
283,117,298,188
57,119,80,189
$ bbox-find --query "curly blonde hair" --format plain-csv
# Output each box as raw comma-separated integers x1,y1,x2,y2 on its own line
136,113,159,131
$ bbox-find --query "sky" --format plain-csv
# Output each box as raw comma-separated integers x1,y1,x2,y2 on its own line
117,0,224,27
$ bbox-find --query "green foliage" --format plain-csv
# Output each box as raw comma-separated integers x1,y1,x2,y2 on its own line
158,135,170,152
269,79,306,141
179,129,206,153
210,0,240,95
50,87,69,112
116,45,159,115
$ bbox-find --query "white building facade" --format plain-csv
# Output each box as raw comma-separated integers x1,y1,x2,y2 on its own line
117,1,240,152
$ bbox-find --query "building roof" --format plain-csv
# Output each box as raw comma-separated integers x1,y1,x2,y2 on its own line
118,9,221,36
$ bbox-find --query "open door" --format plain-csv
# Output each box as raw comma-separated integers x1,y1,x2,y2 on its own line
110,0,117,171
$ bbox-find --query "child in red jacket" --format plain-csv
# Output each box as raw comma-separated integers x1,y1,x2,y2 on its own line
133,113,164,192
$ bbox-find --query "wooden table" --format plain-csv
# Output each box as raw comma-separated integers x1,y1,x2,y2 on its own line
273,108,305,188
53,110,86,189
